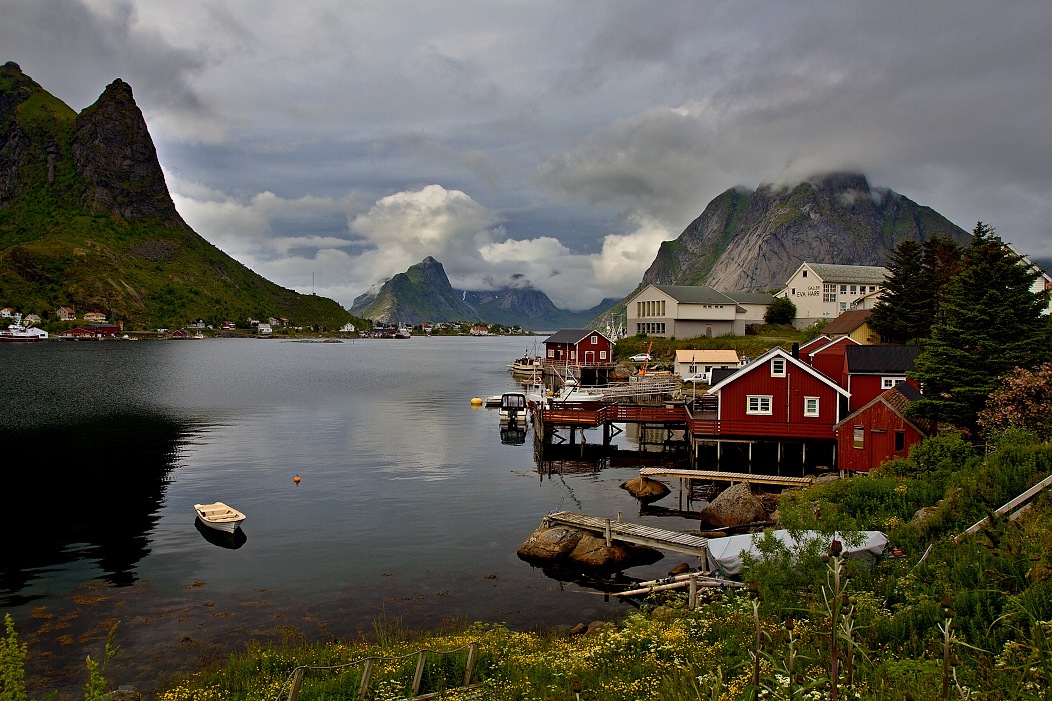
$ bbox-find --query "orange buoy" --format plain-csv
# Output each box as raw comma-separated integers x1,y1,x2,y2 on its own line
293,474,301,485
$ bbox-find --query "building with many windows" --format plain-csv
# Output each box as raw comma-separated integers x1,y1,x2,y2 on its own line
626,285,772,338
778,263,887,326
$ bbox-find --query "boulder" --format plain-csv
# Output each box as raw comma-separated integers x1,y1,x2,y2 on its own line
620,476,671,503
698,481,768,528
568,532,663,569
516,525,584,561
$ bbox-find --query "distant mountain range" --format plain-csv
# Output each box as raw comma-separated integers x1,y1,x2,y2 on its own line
0,62,357,330
349,256,617,330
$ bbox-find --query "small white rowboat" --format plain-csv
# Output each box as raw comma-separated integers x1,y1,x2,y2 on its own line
194,501,246,533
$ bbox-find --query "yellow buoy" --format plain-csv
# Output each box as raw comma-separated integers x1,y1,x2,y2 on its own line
470,397,483,406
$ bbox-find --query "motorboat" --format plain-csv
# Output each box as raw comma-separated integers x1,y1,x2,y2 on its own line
508,353,543,376
498,392,529,425
193,502,246,533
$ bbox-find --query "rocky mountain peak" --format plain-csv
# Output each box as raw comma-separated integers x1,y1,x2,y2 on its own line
71,78,178,222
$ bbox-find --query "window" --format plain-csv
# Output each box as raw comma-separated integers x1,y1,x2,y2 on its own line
600,351,607,360
840,302,848,311
849,285,857,295
747,395,773,415
853,426,864,449
803,270,808,278
895,430,905,452
840,284,847,294
771,358,786,377
823,283,837,303
803,396,820,417
881,376,906,389
590,335,597,344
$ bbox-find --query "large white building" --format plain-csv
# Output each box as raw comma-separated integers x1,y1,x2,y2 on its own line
779,263,888,326
626,285,772,338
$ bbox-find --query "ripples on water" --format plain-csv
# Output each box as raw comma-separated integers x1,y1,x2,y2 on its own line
0,336,695,697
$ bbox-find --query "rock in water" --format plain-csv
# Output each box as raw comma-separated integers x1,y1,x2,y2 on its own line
620,476,671,503
698,481,768,528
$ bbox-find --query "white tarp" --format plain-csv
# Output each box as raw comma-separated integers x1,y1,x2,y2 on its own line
706,530,888,576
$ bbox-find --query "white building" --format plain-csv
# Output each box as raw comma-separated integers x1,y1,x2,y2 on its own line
626,285,773,338
779,263,888,326
674,349,741,384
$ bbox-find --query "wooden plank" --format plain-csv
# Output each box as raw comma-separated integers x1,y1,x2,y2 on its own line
544,511,709,558
639,467,813,487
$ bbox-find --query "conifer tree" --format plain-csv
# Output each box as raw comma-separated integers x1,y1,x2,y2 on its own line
868,239,926,342
908,222,1052,434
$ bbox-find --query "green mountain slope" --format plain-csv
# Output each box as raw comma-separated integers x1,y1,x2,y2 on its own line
0,61,356,330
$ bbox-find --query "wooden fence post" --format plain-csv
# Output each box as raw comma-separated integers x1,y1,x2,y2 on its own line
411,650,427,697
286,668,304,701
357,658,374,701
463,642,478,686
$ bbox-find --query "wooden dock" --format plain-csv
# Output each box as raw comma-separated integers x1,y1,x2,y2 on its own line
639,467,814,488
543,510,709,559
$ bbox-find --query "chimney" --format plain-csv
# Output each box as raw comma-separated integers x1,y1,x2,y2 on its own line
791,342,799,359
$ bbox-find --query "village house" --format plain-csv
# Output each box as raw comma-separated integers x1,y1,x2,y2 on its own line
82,312,107,323
339,322,356,333
257,323,273,335
696,346,850,467
778,263,887,327
23,313,42,325
0,308,12,318
844,344,921,412
56,306,76,321
543,329,614,366
674,349,740,384
806,335,860,383
626,284,773,338
822,309,881,344
835,384,928,473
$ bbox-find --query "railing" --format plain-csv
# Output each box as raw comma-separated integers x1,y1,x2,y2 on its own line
687,417,835,440
278,643,480,701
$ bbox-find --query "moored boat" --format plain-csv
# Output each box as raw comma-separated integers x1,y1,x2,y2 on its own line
0,315,48,343
508,353,543,376
194,501,246,533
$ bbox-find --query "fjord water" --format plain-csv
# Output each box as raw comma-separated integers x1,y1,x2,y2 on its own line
0,336,692,696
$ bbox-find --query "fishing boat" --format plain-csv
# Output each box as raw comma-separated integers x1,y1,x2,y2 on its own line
193,502,246,533
0,315,48,343
508,352,543,376
498,391,529,425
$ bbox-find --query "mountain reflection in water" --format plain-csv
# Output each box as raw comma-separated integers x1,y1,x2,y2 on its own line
2,411,199,606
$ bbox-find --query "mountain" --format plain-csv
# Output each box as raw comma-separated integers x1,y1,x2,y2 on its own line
350,256,477,325
641,172,971,293
350,256,617,330
0,61,356,330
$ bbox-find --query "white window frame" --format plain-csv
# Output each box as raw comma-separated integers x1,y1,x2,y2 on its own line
881,376,906,389
590,335,597,344
747,395,773,415
770,358,786,377
803,396,820,417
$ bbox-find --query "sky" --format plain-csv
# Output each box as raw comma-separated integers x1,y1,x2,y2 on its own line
4,1,1051,310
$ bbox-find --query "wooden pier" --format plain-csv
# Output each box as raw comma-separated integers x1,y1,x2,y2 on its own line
543,510,709,560
639,467,814,489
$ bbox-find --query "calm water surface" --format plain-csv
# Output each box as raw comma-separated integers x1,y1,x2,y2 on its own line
0,336,698,697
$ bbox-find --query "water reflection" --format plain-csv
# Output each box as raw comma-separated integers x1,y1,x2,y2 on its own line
1,411,200,606
194,518,248,549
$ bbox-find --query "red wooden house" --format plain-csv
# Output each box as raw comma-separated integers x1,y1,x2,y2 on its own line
700,346,850,441
806,336,859,386
542,329,614,367
844,345,921,412
835,384,927,473
797,334,831,358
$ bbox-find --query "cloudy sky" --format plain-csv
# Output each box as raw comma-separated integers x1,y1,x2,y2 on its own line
5,1,1051,309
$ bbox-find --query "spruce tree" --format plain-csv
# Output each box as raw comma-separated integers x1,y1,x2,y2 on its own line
868,239,926,342
908,222,1052,434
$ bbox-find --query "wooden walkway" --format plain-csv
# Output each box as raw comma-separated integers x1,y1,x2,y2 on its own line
639,467,813,488
543,510,709,559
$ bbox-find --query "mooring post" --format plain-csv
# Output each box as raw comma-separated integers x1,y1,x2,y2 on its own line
688,575,698,610
604,518,612,546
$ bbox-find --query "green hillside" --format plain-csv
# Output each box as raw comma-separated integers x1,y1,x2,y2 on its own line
0,62,357,331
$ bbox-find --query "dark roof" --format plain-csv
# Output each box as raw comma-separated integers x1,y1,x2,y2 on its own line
709,367,740,385
653,285,737,305
823,309,873,335
845,344,921,374
543,328,607,345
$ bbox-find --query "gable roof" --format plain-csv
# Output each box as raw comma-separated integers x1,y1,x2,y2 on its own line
543,328,609,345
798,335,832,355
706,346,849,397
809,335,859,357
806,263,888,284
845,344,921,374
823,309,873,335
722,291,775,305
675,349,739,364
652,285,738,305
834,384,927,434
